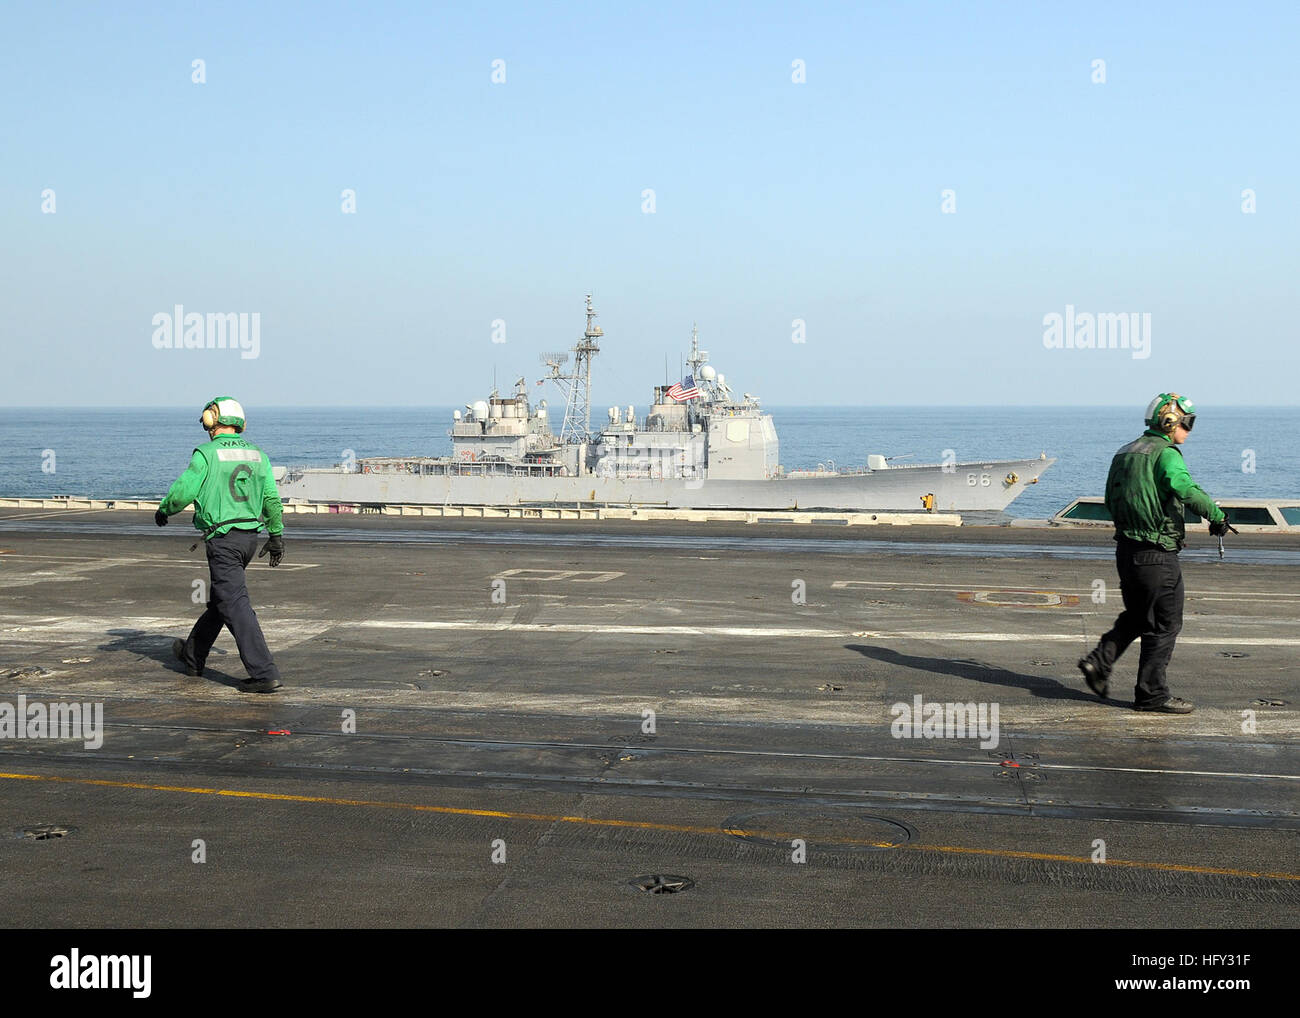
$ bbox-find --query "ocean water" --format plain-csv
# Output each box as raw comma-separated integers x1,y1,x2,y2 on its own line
1,406,1295,520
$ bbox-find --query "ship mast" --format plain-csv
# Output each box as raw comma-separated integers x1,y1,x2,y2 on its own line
686,322,717,404
686,322,705,378
546,294,604,444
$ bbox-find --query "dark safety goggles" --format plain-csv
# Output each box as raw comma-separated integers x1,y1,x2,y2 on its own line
1179,414,1195,431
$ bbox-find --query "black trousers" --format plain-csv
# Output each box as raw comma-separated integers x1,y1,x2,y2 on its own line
181,529,280,682
1086,538,1184,706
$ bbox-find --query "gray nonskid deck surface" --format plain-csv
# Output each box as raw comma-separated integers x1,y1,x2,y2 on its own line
1,509,1296,927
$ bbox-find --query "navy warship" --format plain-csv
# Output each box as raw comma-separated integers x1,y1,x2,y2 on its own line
277,297,1054,511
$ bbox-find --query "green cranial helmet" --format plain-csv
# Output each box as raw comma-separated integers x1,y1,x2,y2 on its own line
1145,393,1196,434
200,396,246,433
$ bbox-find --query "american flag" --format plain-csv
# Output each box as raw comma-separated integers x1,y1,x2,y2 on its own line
667,375,701,401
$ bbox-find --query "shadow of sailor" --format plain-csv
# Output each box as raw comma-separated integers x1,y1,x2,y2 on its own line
845,643,1108,705
97,628,244,691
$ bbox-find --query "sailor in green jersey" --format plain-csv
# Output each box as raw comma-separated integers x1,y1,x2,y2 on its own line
155,397,285,693
1078,394,1231,715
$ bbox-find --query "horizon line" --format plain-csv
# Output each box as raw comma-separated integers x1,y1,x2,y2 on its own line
5,403,1300,411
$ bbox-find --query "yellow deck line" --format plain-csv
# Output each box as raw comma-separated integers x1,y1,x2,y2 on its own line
3,770,1295,881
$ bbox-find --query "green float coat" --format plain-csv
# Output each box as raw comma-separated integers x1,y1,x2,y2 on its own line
161,433,284,539
1104,430,1224,550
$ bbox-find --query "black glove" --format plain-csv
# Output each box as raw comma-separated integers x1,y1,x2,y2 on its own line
154,510,168,527
1209,517,1235,537
259,534,284,567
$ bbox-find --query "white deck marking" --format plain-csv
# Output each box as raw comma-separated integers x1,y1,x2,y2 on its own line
1036,763,1300,780
833,579,1300,600
7,613,1293,647
351,620,1300,645
0,615,329,649
849,630,1300,646
0,558,139,588
495,568,625,582
357,620,843,637
0,553,318,571
0,508,120,521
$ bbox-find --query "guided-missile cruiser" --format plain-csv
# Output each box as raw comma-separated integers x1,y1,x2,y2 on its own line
277,297,1054,511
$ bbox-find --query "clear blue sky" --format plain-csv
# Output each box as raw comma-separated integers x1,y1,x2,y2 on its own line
3,1,1297,407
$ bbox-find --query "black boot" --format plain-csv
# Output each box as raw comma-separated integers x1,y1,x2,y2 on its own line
1077,656,1108,699
173,639,202,677
1134,696,1194,714
239,676,282,694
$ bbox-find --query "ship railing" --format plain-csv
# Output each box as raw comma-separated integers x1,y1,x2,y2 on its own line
706,406,760,418
357,457,566,477
782,465,875,478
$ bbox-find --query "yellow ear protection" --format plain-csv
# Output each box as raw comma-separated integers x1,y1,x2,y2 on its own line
199,397,246,433
1156,394,1183,433
1147,392,1196,434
